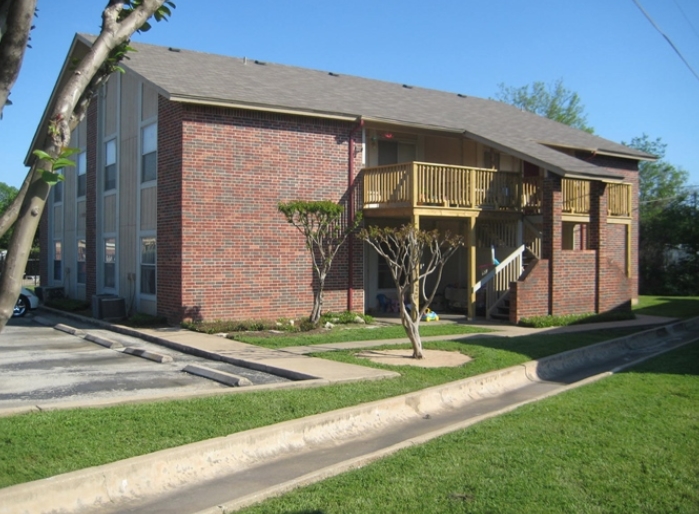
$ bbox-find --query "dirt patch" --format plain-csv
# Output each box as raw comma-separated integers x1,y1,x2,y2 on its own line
355,349,472,368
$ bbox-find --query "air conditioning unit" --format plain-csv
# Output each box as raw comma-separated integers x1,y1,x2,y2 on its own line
92,294,126,321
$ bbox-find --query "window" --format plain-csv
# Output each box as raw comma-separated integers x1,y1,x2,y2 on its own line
77,151,87,197
77,240,86,284
104,238,116,288
104,139,117,191
53,177,63,203
140,237,156,295
53,241,62,281
141,123,157,183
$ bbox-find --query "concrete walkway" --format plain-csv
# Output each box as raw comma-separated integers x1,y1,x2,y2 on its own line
35,308,676,385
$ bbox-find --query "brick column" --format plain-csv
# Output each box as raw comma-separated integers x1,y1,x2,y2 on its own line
542,174,562,315
85,100,98,301
589,181,607,312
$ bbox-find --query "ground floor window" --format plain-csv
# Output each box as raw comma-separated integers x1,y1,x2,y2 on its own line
77,239,86,284
53,241,62,281
104,238,116,288
140,237,156,295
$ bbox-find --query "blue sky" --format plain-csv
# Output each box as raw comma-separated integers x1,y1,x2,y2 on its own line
1,0,697,189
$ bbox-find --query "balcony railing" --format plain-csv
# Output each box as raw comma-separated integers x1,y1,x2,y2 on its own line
363,162,521,211
362,162,632,218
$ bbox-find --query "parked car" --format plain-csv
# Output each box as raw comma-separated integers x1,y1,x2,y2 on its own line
13,287,39,317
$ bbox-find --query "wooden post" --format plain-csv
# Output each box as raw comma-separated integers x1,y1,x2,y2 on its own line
411,162,419,208
411,213,420,321
467,216,476,319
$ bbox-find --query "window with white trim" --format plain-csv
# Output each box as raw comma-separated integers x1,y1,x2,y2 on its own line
77,239,86,284
141,123,157,183
104,238,116,288
140,237,156,295
53,241,62,281
104,139,117,191
77,151,87,198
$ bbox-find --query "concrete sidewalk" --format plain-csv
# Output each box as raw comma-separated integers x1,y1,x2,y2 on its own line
36,308,676,386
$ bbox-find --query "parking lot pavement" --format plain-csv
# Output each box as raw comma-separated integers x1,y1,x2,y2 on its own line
0,314,290,414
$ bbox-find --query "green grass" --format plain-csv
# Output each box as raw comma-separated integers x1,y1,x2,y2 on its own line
519,309,636,328
239,341,699,514
231,323,493,349
635,295,699,319
0,328,639,489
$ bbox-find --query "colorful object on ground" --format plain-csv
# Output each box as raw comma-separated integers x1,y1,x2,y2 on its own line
422,309,439,322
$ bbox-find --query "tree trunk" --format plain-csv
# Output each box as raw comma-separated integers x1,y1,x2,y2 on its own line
310,276,325,324
400,302,423,359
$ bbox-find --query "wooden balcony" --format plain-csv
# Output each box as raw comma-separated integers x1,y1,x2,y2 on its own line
362,162,632,219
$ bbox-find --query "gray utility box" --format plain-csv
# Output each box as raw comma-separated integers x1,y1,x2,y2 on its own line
92,294,126,321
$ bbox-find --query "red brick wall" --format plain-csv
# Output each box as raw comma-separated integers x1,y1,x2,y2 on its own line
157,101,364,322
510,259,550,323
512,171,635,322
156,98,185,320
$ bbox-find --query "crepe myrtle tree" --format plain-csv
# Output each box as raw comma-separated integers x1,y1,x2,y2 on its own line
278,200,362,325
359,225,463,359
0,0,175,331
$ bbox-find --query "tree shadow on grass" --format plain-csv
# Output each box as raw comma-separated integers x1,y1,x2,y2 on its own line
634,296,699,319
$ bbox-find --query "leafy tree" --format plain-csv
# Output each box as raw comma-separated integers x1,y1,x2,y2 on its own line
0,181,18,249
624,134,692,294
278,200,361,324
358,225,462,359
623,134,689,222
0,0,175,331
494,78,594,133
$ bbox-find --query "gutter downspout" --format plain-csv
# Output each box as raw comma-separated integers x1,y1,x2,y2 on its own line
347,118,364,312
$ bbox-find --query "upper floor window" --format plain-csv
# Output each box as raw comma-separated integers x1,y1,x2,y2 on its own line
104,139,117,191
141,123,157,183
77,151,87,198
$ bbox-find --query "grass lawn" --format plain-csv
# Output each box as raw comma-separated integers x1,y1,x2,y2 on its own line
0,328,639,489
231,323,493,349
635,295,699,319
239,340,699,514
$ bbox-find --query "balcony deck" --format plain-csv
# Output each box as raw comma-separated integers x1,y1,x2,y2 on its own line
362,162,631,220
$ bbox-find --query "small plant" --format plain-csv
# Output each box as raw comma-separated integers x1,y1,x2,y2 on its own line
320,311,374,325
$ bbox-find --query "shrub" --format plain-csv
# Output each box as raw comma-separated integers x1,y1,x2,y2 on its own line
44,298,90,313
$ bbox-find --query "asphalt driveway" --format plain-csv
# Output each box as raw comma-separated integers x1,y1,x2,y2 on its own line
0,313,289,414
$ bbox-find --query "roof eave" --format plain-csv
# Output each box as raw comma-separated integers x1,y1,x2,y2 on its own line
168,94,360,122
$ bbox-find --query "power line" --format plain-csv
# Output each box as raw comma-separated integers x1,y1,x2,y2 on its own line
672,0,699,43
631,0,699,84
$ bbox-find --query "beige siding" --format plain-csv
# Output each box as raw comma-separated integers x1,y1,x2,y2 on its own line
53,206,63,238
141,82,158,121
77,200,86,237
462,140,478,166
103,76,118,136
423,135,462,165
104,194,117,233
141,186,157,230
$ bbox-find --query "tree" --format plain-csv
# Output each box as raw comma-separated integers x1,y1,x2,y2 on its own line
494,78,594,133
0,0,175,331
623,134,689,222
624,134,691,294
358,225,463,359
278,200,361,324
0,181,18,249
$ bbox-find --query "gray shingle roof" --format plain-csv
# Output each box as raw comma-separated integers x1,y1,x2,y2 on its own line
78,34,651,180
